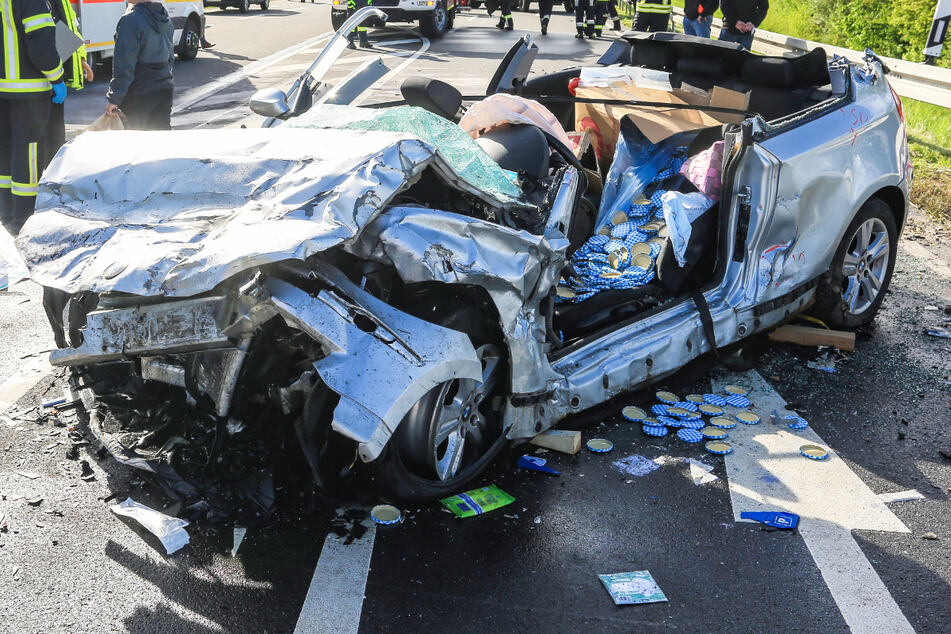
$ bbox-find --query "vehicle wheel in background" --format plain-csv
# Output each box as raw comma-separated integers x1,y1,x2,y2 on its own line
420,1,450,38
177,18,200,61
812,197,897,328
447,7,455,29
237,0,250,13
260,0,269,9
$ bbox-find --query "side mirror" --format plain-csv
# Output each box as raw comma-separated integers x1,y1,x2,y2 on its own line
249,88,291,118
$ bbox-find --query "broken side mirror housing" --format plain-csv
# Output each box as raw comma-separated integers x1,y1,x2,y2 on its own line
250,88,291,118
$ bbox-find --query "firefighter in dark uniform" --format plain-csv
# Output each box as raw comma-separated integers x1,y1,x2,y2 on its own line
347,0,372,49
594,0,622,35
0,0,65,234
575,0,595,38
633,0,671,32
538,0,553,35
494,0,513,30
44,0,93,168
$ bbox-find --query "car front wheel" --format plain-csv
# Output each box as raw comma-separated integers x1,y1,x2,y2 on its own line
813,197,897,328
177,18,200,61
237,0,249,13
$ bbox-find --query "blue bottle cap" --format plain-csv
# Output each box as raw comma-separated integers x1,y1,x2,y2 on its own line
725,394,751,408
705,440,733,455
677,428,704,443
642,424,668,437
724,384,749,396
699,404,723,416
701,426,729,440
656,415,682,428
709,416,737,429
680,418,705,430
685,394,706,404
656,390,679,404
651,404,670,416
622,405,648,423
672,401,699,412
370,504,402,526
786,417,809,430
800,444,829,460
587,438,614,453
735,411,761,425
665,406,689,417
703,393,727,406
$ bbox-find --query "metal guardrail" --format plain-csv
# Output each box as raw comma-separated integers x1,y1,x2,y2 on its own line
614,3,951,108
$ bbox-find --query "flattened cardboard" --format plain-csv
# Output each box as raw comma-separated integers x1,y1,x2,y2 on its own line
709,86,751,124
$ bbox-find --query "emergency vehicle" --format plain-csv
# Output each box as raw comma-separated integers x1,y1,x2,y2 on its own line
72,0,206,66
331,0,457,39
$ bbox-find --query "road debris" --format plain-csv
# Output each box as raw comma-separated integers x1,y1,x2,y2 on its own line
110,498,190,555
599,571,668,605
768,324,856,351
877,489,925,503
586,438,614,453
612,454,660,477
925,328,951,339
517,455,560,476
687,459,718,485
922,532,939,540
16,471,40,480
26,497,43,507
800,444,830,460
440,484,514,519
369,505,402,526
79,460,95,481
741,511,800,529
231,527,247,557
530,429,581,454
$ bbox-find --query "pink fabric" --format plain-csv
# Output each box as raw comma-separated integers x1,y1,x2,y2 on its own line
458,93,572,148
680,141,724,201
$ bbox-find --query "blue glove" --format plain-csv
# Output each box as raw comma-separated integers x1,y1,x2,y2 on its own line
51,82,66,104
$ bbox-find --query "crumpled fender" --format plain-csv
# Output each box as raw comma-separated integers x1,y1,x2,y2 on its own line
264,272,482,462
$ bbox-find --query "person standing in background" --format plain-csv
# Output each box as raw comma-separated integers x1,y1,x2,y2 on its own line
683,0,717,38
43,0,94,168
104,0,174,130
0,0,64,234
494,0,513,30
718,0,768,50
538,0,552,35
632,0,670,32
575,0,595,38
594,0,622,35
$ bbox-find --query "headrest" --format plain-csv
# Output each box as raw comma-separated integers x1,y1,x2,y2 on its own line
741,57,796,89
790,47,831,87
400,76,462,120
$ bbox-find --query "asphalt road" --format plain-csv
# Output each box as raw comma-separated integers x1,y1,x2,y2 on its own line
2,4,951,632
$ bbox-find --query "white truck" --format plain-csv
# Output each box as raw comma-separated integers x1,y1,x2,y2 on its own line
73,0,206,66
330,0,456,39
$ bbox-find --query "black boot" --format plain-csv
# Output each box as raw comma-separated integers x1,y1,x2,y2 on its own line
496,17,505,29
585,22,595,37
540,16,549,35
613,18,621,30
359,31,372,48
347,33,357,49
504,16,514,30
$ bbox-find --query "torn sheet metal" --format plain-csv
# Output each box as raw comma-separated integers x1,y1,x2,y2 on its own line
17,127,520,298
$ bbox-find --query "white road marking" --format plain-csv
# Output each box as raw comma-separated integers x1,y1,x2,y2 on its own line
900,240,951,280
295,523,376,634
713,370,914,634
173,31,333,115
0,355,53,414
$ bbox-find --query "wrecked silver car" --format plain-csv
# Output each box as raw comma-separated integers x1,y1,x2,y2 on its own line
17,17,911,503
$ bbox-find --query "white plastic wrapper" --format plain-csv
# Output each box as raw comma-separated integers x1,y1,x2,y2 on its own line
578,66,672,91
111,498,190,555
661,191,715,267
0,225,29,289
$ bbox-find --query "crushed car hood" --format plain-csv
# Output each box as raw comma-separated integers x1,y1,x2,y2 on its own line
17,126,523,297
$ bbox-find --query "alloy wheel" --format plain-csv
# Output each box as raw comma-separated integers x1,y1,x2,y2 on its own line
840,217,890,315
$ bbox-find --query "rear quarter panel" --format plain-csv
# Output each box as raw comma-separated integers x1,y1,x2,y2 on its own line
748,71,905,306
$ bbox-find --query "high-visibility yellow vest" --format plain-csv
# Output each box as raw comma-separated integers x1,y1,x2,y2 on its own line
636,0,672,15
52,0,86,90
0,0,64,96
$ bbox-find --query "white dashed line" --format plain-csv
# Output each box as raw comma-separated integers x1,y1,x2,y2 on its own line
714,370,914,634
295,523,376,634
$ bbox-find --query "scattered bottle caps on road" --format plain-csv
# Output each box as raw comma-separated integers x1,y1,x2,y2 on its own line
587,438,615,453
705,440,733,455
656,390,679,404
370,504,402,526
701,427,729,440
735,411,761,425
677,428,704,443
709,416,737,429
622,406,649,423
703,393,727,406
699,404,723,416
800,444,830,460
724,385,749,396
685,394,706,404
642,424,668,437
725,394,751,408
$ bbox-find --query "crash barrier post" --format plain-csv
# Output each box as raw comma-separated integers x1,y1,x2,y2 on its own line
616,6,951,109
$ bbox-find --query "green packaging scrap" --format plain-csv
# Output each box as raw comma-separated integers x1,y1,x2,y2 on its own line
599,571,668,606
439,484,515,518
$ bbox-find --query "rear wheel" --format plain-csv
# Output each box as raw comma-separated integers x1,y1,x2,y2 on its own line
331,10,347,31
237,0,249,13
372,298,507,502
419,1,450,38
813,198,897,328
177,18,200,61
260,0,269,9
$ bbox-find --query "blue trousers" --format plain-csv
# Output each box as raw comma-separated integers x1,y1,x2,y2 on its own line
718,28,754,51
683,15,712,38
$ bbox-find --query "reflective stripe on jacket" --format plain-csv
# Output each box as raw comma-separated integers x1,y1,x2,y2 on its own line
0,0,62,97
636,0,672,14
49,0,86,90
